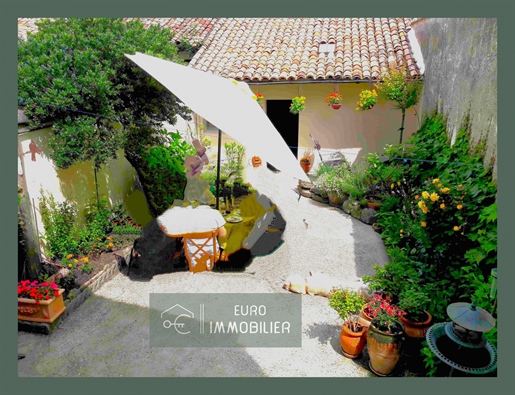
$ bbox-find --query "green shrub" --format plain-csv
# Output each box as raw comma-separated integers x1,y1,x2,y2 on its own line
39,192,80,259
364,111,497,362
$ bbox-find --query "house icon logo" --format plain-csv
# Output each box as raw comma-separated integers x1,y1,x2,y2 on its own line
161,304,195,334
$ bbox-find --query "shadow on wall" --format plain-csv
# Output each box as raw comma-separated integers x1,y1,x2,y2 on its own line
56,150,153,227
350,217,390,278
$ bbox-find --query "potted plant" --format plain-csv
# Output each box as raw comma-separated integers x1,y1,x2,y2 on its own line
329,288,368,359
356,89,378,111
311,172,329,203
398,289,432,338
253,92,265,105
18,279,66,323
324,91,343,109
299,149,315,173
365,294,405,376
289,96,306,115
251,156,262,168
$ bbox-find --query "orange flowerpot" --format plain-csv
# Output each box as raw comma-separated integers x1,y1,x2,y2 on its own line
340,322,366,359
300,159,312,173
366,322,404,376
251,156,262,168
358,303,374,328
18,289,66,323
400,311,432,338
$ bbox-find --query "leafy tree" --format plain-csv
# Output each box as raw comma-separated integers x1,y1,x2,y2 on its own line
376,66,423,144
18,18,192,171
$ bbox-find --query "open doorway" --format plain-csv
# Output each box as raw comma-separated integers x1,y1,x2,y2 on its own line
266,100,299,158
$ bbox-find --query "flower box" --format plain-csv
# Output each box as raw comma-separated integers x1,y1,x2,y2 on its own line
18,289,66,323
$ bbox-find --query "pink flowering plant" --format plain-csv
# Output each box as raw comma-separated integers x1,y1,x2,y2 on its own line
367,293,405,333
18,280,60,303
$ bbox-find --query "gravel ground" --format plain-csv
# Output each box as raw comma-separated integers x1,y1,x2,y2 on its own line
18,165,390,378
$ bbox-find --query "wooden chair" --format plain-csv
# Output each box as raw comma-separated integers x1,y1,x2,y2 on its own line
181,229,222,273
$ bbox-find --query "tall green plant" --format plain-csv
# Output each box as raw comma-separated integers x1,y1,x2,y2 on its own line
376,66,423,143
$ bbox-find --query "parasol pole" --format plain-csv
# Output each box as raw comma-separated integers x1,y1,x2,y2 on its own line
216,128,222,210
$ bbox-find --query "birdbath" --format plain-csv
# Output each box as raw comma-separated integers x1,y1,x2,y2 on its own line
426,302,497,376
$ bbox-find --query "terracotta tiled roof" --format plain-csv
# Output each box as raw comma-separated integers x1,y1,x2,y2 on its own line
189,18,420,81
18,18,215,46
18,18,421,81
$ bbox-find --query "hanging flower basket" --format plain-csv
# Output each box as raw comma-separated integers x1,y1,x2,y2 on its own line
324,91,343,109
356,89,378,111
289,96,306,115
253,93,265,105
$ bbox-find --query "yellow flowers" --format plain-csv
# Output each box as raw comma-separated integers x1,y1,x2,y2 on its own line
82,257,89,263
73,259,78,263
356,89,378,111
429,192,439,202
457,204,463,210
391,183,395,189
440,203,446,209
421,221,427,227
422,207,428,214
422,191,429,199
399,229,404,237
107,242,114,248
418,200,425,209
397,181,401,186
453,226,459,231
432,178,440,184
290,96,306,114
441,187,450,193
68,264,72,268
66,254,73,260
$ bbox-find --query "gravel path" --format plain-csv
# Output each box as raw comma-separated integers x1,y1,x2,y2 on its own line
18,165,389,378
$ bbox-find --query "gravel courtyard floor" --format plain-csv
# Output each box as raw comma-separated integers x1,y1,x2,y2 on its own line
18,165,390,377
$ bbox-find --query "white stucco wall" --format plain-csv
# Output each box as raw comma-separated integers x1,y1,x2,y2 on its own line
18,127,146,242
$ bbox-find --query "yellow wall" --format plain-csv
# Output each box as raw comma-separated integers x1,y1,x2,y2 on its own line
248,83,420,166
18,127,152,249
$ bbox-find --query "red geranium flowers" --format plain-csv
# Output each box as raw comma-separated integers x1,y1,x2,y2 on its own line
18,280,59,301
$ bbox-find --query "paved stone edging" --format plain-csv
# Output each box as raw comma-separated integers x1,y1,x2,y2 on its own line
19,248,130,335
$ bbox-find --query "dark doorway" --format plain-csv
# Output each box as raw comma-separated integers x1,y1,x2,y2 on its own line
266,100,299,158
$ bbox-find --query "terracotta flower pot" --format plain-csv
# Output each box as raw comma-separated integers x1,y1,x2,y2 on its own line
366,321,404,376
300,159,312,173
340,322,366,359
328,192,344,207
18,289,66,324
251,156,262,168
331,103,342,110
400,311,432,338
358,303,374,328
366,200,381,210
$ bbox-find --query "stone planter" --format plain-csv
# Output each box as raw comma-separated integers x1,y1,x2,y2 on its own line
18,289,66,324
